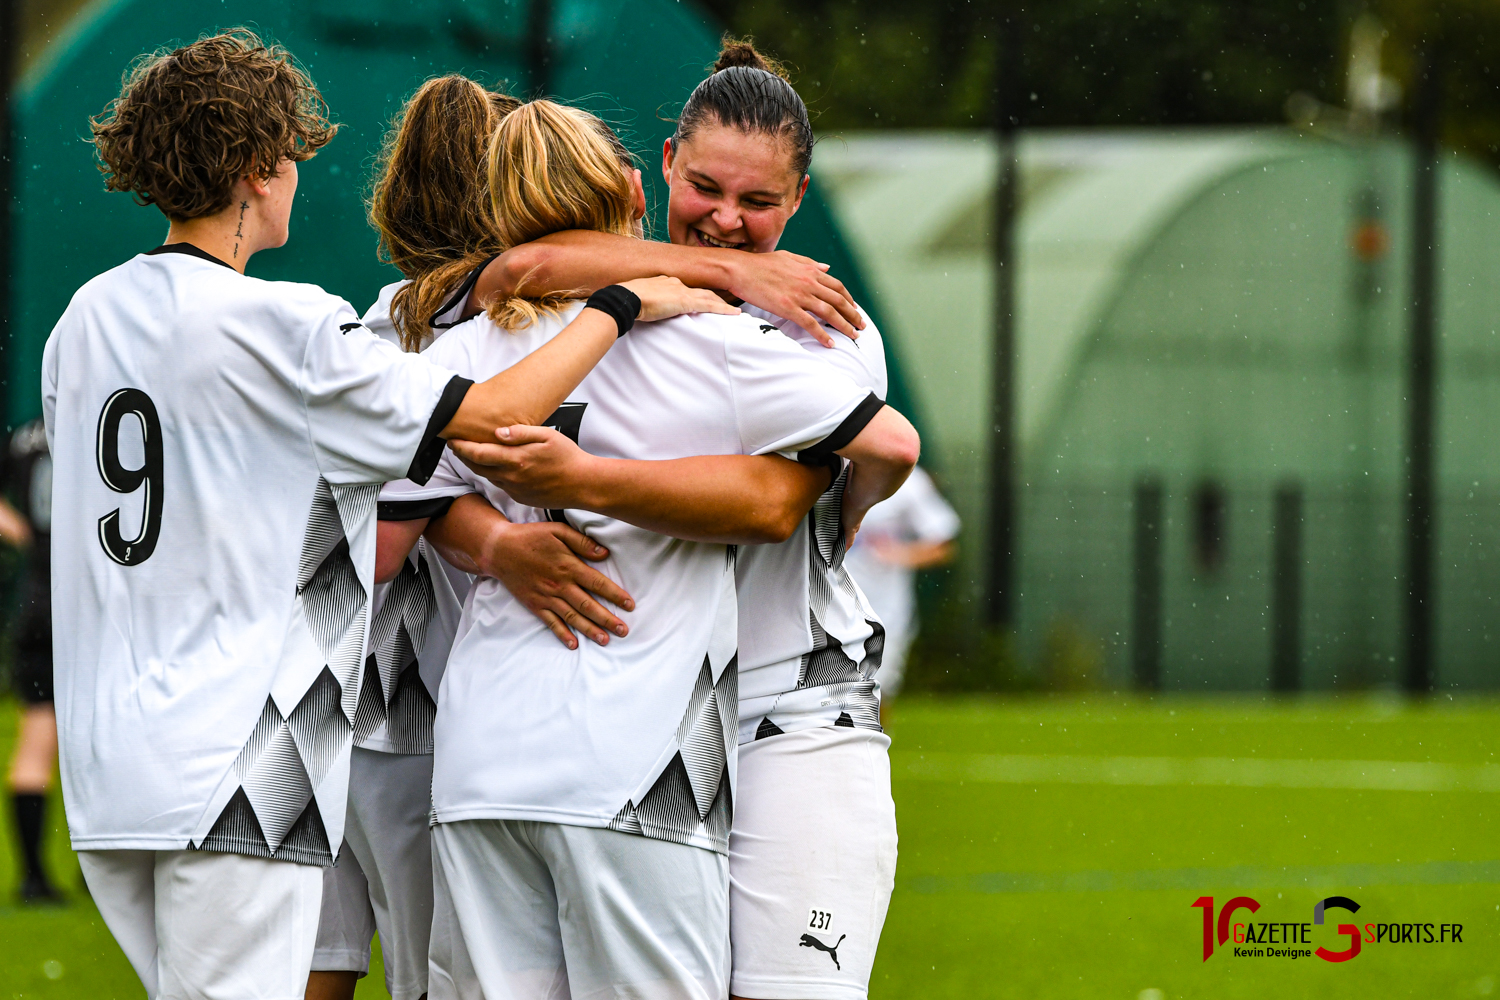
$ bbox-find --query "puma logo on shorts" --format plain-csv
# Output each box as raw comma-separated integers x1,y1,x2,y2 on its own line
799,933,846,970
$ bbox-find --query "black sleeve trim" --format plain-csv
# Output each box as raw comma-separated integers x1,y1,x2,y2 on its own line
429,255,500,330
798,392,885,468
378,496,455,521
406,375,474,485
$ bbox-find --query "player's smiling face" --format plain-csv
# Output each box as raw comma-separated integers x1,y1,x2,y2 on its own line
662,124,808,254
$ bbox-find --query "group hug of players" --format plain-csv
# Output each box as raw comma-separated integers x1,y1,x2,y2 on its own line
41,25,921,1000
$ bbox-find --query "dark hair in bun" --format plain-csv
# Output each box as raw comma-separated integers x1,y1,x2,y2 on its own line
712,37,787,78
673,35,813,178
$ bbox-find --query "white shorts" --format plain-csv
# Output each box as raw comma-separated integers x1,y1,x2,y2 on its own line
430,819,729,1000
729,726,897,1000
79,848,323,1000
312,746,435,1000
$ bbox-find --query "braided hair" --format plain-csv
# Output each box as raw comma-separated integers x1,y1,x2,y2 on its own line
672,37,813,178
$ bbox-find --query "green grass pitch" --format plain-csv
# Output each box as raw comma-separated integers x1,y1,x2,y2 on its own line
1,693,1495,998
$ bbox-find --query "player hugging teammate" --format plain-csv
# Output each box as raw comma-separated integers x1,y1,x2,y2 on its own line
45,26,918,1000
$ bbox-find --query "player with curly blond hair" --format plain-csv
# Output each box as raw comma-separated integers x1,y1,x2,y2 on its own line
46,28,734,998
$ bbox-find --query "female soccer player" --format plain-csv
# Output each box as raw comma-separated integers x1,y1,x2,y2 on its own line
1,420,57,903
378,99,915,999
667,45,899,1000
314,72,888,1000
309,76,535,1000
449,40,904,1000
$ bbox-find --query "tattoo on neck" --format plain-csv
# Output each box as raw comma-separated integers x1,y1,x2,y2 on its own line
233,201,248,260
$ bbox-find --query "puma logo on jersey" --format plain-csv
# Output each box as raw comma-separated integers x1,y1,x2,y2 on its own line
799,933,845,970
339,322,364,334
759,323,779,334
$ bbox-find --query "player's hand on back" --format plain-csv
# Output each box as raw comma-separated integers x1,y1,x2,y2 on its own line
621,275,740,323
481,519,635,651
450,426,597,510
725,250,864,348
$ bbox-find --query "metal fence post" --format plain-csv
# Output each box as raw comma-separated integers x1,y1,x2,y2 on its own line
1272,484,1303,692
1404,48,1442,695
985,8,1023,631
1133,478,1164,691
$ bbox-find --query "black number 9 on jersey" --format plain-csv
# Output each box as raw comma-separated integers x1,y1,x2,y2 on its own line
96,388,163,566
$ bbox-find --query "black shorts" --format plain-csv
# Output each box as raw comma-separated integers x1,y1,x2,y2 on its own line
12,582,51,705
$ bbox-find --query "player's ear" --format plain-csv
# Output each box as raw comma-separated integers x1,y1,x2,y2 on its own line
630,169,646,221
245,171,273,199
661,138,674,185
788,173,809,218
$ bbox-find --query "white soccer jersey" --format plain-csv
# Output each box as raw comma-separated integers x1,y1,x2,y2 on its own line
354,538,467,754
733,304,892,745
358,284,473,755
43,244,468,865
361,281,407,347
382,302,879,854
362,269,485,351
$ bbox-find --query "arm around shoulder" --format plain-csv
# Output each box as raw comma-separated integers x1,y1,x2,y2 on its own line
467,232,737,317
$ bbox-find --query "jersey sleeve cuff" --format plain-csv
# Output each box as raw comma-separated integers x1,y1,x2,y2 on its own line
797,392,884,469
407,375,474,485
377,496,456,521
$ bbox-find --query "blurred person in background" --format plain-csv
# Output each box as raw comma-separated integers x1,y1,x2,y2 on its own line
2,418,58,902
845,466,959,700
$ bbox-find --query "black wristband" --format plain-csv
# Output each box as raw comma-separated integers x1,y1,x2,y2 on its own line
585,285,642,338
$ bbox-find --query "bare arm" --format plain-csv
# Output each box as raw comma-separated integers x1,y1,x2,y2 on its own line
470,231,864,345
374,495,636,648
376,517,427,583
837,406,922,535
450,405,917,544
448,429,832,545
441,276,737,443
425,494,636,650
